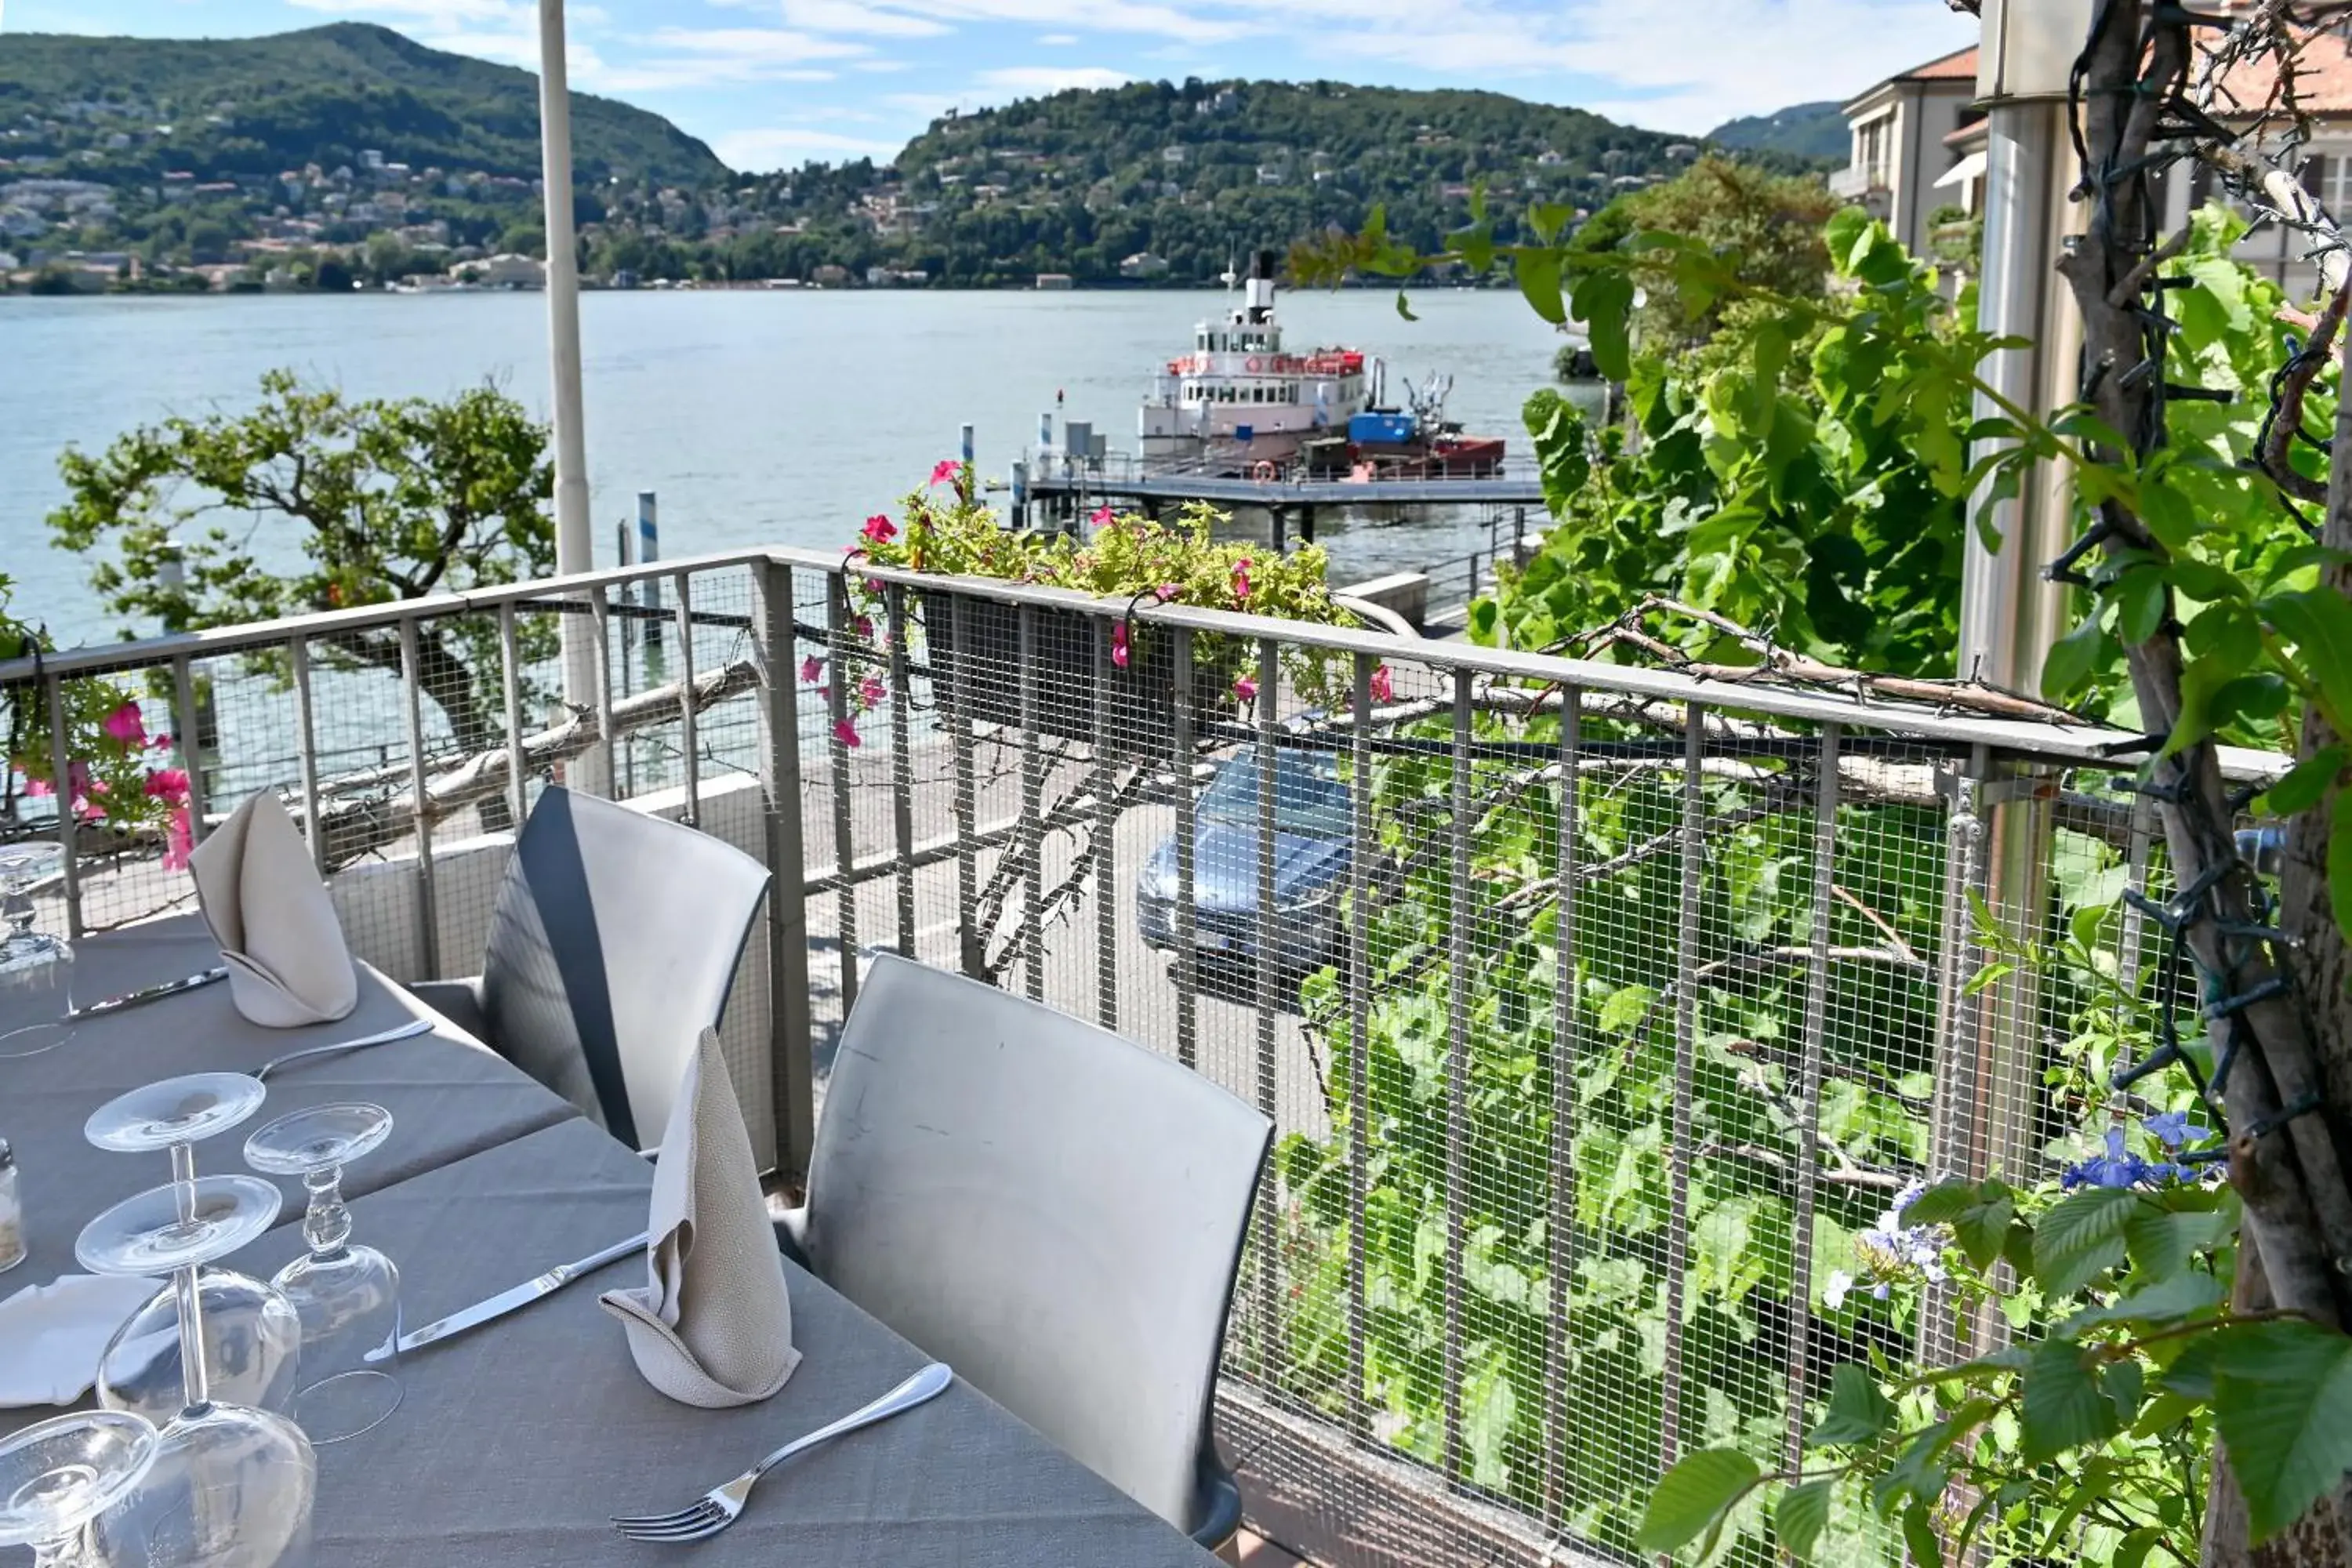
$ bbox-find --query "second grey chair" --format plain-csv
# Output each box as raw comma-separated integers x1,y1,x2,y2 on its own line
782,954,1272,1552
414,786,770,1151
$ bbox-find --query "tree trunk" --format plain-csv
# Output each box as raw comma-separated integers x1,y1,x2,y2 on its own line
325,626,516,834
2046,7,2352,1555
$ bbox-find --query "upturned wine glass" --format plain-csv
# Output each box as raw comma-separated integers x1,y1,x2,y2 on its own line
243,1103,402,1443
0,840,74,1058
0,1410,158,1567
84,1075,301,1421
77,1175,316,1568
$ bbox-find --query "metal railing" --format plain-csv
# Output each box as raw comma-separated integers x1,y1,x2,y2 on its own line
0,546,2285,1568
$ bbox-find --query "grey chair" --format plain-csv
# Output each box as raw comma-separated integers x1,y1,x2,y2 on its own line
413,786,770,1152
780,954,1271,1554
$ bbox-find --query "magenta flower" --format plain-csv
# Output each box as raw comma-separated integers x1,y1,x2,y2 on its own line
1233,673,1258,702
930,459,961,487
1155,583,1180,602
1112,622,1131,670
799,655,825,685
162,805,194,872
858,673,887,707
143,768,191,802
862,514,898,543
833,717,862,750
855,615,876,640
102,701,146,746
1370,664,1393,703
1232,558,1253,602
1090,504,1115,528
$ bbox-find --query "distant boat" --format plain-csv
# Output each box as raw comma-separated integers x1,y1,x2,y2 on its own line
1130,249,1504,480
1138,248,1377,466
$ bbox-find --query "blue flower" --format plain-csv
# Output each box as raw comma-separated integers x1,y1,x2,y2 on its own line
2062,1129,2147,1191
2144,1110,2197,1149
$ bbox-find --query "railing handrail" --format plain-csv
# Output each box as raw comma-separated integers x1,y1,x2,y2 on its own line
833,555,2288,781
2,542,2292,783
0,546,787,683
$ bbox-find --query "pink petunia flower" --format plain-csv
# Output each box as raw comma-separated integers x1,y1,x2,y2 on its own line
1233,674,1258,702
1155,583,1180,602
143,768,191,803
102,702,146,746
859,673,887,707
862,514,898,543
1090,504,1115,528
1232,558,1253,602
1370,664,1393,703
833,717,862,750
800,655,826,684
930,459,962,487
1112,622,1131,670
855,615,876,640
162,805,194,872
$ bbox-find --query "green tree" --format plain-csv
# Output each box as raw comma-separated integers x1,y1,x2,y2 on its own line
1570,154,1838,361
45,371,555,805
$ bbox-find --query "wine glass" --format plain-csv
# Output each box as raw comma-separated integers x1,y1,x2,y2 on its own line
243,1103,402,1443
0,839,73,1058
77,1176,316,1568
85,1076,301,1422
0,1410,158,1567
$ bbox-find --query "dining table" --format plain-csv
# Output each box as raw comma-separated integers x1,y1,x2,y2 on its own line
2,919,1220,1566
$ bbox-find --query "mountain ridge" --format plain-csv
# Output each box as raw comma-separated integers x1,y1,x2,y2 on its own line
1,25,1819,289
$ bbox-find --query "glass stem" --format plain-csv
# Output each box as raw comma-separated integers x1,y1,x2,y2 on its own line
169,1142,197,1225
28,1530,75,1568
303,1164,350,1258
174,1261,210,1417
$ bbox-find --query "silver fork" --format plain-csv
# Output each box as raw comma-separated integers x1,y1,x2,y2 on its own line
255,1019,433,1081
612,1362,953,1543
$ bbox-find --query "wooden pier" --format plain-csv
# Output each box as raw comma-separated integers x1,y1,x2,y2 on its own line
1019,457,1543,546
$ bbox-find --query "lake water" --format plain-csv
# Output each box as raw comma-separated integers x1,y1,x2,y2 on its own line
0,287,1573,646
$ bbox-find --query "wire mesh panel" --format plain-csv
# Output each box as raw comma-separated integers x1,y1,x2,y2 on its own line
0,552,2261,1568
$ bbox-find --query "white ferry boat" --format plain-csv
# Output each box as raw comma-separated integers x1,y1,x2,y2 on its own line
1138,249,1379,464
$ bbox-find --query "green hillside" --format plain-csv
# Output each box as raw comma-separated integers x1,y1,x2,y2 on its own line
0,25,1820,289
0,23,726,187
634,79,1751,286
1706,101,1849,163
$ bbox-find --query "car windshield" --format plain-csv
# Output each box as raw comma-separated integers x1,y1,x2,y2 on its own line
1198,750,1349,839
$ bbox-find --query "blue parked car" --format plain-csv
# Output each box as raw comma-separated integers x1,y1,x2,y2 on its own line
1137,748,1352,975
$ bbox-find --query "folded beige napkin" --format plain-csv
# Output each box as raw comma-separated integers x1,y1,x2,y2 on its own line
600,1029,800,1407
188,791,359,1029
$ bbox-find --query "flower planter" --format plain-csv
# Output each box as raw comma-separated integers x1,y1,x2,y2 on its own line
916,591,1239,757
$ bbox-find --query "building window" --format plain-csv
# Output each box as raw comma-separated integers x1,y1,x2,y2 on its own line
1855,114,1893,191
2320,152,2352,216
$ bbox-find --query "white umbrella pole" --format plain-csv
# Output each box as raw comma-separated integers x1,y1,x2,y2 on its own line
538,0,605,791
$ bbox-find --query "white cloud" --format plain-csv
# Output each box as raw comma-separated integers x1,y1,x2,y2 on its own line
712,125,909,169
778,0,951,35
1036,31,1079,44
972,64,1131,95
1243,0,1973,132
582,24,869,89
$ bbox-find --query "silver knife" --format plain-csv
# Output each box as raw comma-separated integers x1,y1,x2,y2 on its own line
65,965,229,1022
368,1232,648,1362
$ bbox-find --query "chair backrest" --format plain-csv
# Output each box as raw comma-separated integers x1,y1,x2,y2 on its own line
804,955,1272,1530
478,788,771,1149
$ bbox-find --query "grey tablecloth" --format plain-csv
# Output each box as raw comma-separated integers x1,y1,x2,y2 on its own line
2,924,1212,1564
0,916,578,1286
232,1119,1213,1566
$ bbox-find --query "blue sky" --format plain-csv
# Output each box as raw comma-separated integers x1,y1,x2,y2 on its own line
0,0,1977,173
